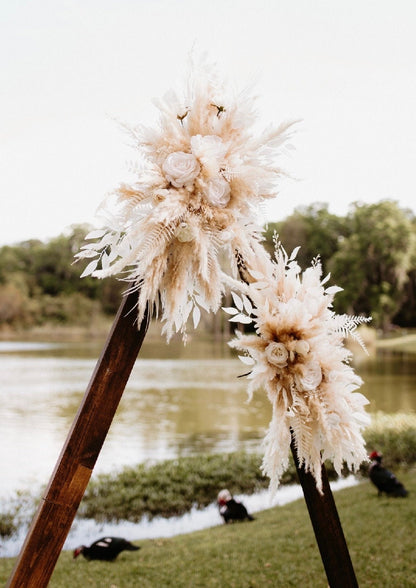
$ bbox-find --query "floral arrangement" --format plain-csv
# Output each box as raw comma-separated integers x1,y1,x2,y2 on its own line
76,56,371,493
225,241,371,492
76,57,295,340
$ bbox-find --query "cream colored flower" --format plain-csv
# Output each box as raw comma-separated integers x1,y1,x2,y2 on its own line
204,177,231,208
265,342,289,368
175,222,195,243
162,152,200,188
294,360,322,391
293,339,310,357
190,134,227,177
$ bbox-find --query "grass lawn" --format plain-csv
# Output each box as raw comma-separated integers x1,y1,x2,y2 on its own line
1,471,415,587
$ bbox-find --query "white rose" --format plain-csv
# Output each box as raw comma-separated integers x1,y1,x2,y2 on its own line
190,134,227,177
204,177,231,208
295,360,322,391
191,134,225,153
265,342,289,368
162,152,200,188
293,340,310,357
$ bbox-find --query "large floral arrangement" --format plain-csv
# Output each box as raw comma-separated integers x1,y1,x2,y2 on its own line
77,56,371,493
76,58,295,339
225,242,371,492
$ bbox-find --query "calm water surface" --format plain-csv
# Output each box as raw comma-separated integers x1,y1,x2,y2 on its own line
1,337,415,499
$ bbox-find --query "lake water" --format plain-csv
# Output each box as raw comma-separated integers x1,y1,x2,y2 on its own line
1,335,415,500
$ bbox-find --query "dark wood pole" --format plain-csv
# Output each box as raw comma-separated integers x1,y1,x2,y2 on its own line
7,290,149,588
290,441,359,587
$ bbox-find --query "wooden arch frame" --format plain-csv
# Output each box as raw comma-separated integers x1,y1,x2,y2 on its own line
7,290,358,587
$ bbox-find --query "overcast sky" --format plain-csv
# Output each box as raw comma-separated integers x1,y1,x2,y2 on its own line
1,0,415,246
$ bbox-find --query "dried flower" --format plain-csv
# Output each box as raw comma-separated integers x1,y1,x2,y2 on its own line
265,342,289,368
205,177,231,207
175,222,196,243
162,152,201,188
225,243,371,492
76,56,296,340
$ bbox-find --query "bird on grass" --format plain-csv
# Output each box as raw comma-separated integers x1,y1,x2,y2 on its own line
369,451,408,497
73,536,140,561
217,489,255,524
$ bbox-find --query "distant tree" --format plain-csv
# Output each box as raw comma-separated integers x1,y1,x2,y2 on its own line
2,204,416,331
28,228,103,298
328,200,415,330
0,284,26,325
0,225,125,327
264,202,347,273
392,215,416,327
0,240,42,296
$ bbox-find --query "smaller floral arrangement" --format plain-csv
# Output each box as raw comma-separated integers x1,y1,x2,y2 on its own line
224,242,371,492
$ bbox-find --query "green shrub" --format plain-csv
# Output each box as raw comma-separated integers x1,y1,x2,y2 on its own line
3,413,416,534
0,491,35,539
79,452,271,522
0,513,17,538
78,414,416,524
363,412,416,470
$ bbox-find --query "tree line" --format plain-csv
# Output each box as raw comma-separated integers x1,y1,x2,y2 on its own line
0,199,415,332
264,199,416,331
0,225,124,330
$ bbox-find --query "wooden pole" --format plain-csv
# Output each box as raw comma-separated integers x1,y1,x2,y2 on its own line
290,439,359,587
7,290,149,588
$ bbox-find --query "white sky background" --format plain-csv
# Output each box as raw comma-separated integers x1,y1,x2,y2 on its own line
1,0,415,246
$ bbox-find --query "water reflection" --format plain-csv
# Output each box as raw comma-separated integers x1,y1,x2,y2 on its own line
1,338,415,499
358,350,416,413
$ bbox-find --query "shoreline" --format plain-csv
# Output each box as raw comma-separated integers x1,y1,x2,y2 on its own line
2,324,416,353
0,476,359,559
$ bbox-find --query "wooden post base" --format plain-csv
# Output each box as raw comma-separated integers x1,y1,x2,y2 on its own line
7,291,149,588
290,440,358,587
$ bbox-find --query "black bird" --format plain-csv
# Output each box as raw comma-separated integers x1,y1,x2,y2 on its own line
369,451,408,497
73,536,140,561
217,489,255,524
